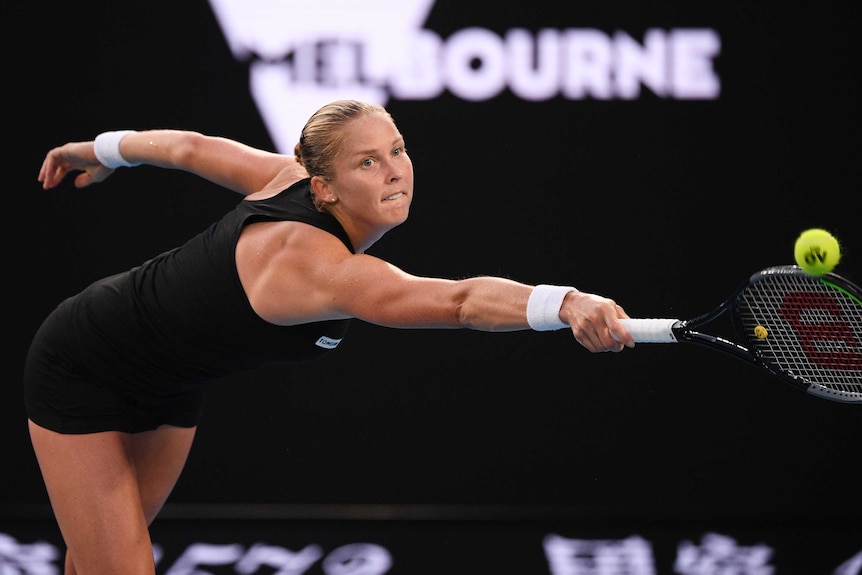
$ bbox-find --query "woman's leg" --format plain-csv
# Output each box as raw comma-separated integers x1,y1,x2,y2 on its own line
28,420,196,575
128,424,197,525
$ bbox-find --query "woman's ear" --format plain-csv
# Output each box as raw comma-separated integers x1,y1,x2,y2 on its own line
310,175,337,203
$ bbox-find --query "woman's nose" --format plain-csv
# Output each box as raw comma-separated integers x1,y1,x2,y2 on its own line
385,160,402,181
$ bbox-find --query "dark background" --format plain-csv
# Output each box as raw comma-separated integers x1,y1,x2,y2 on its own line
3,0,860,543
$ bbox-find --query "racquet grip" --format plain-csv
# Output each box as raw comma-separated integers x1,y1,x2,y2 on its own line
620,318,679,343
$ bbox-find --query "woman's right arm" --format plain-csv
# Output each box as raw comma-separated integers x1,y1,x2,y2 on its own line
38,129,304,196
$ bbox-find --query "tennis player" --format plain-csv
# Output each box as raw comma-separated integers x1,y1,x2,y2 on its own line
28,100,634,573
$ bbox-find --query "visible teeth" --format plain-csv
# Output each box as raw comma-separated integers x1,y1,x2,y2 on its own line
384,192,404,201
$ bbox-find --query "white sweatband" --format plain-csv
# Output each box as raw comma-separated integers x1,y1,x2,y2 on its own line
527,284,577,331
94,130,140,168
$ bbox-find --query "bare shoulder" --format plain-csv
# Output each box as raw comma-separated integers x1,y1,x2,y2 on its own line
248,161,310,201
237,220,356,324
239,220,466,328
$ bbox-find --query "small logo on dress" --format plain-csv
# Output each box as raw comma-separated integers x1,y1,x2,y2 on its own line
315,336,342,349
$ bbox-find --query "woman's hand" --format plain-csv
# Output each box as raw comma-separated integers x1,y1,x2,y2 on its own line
562,291,634,352
38,141,114,190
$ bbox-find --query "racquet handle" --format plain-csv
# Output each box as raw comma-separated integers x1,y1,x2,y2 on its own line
620,318,679,343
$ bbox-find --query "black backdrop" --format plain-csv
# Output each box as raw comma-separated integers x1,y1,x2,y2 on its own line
3,0,860,545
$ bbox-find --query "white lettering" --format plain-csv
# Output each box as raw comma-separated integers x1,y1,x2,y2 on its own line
674,533,774,575
207,0,722,153
507,28,562,101
444,27,506,101
544,533,656,575
236,542,323,574
0,533,60,574
614,29,668,99
322,543,393,575
164,543,245,575
316,336,343,349
390,30,444,99
562,29,614,99
407,27,721,103
671,29,722,99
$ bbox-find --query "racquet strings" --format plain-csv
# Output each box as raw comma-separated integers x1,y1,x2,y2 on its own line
735,273,862,398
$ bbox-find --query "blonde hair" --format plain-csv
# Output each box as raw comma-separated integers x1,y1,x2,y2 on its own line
294,100,393,210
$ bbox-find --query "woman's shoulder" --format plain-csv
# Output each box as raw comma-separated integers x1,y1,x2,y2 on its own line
248,162,310,201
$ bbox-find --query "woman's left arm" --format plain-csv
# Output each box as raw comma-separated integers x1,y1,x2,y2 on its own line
38,129,303,195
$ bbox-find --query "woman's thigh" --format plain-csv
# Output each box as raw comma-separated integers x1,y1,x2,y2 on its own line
129,424,197,523
28,420,195,574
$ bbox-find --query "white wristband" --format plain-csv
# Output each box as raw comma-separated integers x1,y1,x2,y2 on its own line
94,130,140,168
527,284,577,331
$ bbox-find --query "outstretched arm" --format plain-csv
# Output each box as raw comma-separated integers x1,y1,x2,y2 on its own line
38,130,305,195
243,227,635,353
333,260,635,353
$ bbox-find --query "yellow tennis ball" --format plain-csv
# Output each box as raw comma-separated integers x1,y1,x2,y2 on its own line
754,325,768,339
794,228,841,275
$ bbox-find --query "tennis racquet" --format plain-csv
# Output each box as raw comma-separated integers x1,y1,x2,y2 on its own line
621,265,862,404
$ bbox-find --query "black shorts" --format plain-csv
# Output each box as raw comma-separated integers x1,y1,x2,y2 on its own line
23,296,205,435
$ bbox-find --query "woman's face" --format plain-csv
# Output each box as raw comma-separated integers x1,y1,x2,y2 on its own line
328,114,414,232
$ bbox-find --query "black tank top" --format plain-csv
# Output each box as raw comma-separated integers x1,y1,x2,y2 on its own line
59,178,353,397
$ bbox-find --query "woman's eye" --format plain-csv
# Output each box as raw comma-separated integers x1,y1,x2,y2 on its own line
362,158,374,167
392,148,401,156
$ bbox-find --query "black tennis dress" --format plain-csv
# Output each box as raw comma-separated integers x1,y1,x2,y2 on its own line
24,178,353,434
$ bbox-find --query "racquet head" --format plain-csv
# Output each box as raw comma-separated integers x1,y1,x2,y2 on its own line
731,265,862,403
